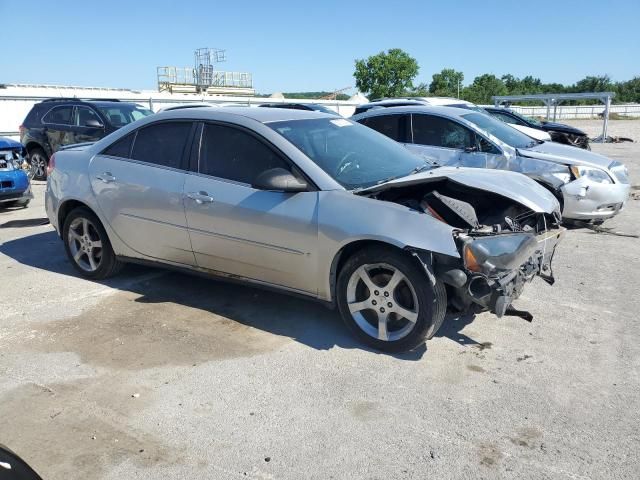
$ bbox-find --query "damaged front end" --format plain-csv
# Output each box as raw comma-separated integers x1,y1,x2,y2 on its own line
367,172,565,323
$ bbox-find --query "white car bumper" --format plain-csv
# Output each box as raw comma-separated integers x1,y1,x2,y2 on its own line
561,177,631,221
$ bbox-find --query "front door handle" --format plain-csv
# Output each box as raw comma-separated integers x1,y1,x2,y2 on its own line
96,172,116,183
186,191,214,204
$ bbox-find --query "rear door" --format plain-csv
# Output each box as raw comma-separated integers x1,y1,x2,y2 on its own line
41,105,75,152
183,122,319,294
89,121,196,265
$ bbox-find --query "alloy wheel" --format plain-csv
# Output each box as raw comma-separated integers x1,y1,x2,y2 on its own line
29,153,47,179
67,217,103,272
346,263,419,342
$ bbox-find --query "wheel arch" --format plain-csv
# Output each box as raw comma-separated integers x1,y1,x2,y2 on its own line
25,141,49,158
328,239,422,304
57,199,95,235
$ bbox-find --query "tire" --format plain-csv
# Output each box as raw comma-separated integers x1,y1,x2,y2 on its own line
3,199,30,208
337,245,445,353
62,207,124,279
28,147,48,180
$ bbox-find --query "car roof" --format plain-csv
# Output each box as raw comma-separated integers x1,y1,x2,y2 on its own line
352,104,477,120
152,106,334,123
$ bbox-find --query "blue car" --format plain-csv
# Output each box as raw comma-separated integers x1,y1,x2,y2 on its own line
0,137,32,208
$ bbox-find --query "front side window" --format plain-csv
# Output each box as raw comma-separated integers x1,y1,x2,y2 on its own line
462,112,536,149
199,124,290,185
268,117,432,190
75,106,102,127
411,114,473,149
360,114,406,142
97,104,153,128
131,122,191,169
43,106,73,125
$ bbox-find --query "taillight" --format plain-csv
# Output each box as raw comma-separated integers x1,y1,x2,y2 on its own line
47,154,56,176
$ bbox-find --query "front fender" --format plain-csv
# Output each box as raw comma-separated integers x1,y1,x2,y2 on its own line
316,190,459,301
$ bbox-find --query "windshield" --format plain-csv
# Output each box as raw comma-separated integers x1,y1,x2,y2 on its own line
268,117,434,189
510,109,542,126
462,112,536,149
97,104,153,127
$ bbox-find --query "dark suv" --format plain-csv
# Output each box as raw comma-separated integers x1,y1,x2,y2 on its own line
20,99,153,179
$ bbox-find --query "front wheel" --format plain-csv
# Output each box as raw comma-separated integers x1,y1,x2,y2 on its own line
337,246,445,353
62,207,123,279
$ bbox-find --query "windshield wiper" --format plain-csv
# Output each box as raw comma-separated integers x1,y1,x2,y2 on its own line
409,163,433,175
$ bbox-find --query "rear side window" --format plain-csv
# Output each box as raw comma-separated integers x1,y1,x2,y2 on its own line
43,106,73,125
102,133,134,158
131,122,191,169
411,114,473,149
360,114,406,142
199,124,289,185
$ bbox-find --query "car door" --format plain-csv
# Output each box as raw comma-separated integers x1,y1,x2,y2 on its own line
73,106,106,144
41,105,75,152
183,122,319,294
88,121,196,265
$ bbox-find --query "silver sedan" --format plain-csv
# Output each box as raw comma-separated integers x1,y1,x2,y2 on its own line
352,106,630,223
46,108,563,352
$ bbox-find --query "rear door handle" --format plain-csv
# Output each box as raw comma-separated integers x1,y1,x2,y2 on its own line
96,172,116,183
186,191,214,204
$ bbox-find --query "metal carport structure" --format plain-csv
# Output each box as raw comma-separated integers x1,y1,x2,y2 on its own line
492,92,616,143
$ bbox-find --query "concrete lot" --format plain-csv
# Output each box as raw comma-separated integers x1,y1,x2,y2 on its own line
1,122,639,479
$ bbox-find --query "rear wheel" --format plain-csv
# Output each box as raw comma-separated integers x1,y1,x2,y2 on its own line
62,207,123,279
337,246,445,353
28,147,48,180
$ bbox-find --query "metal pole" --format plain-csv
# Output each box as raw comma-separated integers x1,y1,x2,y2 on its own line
545,100,551,120
601,95,611,143
552,102,558,122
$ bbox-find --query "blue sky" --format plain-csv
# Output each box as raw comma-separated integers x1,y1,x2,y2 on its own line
2,0,639,93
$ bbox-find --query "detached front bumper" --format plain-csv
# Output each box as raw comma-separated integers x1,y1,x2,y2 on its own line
437,227,565,319
562,178,630,221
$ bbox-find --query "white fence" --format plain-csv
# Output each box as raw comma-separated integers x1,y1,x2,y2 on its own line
484,103,640,120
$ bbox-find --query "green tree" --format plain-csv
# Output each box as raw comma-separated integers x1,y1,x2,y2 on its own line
354,49,419,99
573,75,613,93
462,74,507,104
614,77,640,103
428,68,464,98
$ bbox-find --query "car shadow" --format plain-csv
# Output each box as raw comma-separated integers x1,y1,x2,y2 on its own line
1,231,441,361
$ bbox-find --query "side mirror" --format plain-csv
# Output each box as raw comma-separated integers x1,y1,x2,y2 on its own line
85,119,104,128
253,167,308,192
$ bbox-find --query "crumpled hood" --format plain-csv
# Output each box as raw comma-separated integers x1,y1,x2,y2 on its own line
0,137,23,149
519,141,612,169
541,121,586,136
359,166,560,214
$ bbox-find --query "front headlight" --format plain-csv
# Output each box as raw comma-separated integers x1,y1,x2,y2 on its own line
463,233,537,275
570,165,613,184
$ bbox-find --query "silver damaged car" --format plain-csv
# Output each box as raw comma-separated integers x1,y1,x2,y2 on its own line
46,108,564,352
353,106,631,223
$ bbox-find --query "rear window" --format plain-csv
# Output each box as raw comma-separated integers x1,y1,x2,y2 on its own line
359,114,406,142
102,133,134,158
131,122,191,169
42,106,73,125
